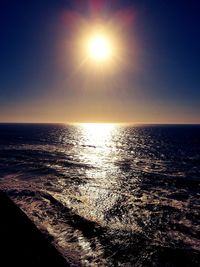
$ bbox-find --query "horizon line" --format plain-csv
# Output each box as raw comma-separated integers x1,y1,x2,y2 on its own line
0,121,200,125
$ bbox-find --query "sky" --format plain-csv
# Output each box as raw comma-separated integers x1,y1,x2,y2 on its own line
0,0,200,123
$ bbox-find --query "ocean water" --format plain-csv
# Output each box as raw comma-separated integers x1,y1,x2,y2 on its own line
0,123,200,266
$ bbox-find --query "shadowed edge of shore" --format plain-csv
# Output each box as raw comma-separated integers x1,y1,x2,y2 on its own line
0,190,71,267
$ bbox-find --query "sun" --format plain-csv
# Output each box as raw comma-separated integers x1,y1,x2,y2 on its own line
87,35,112,61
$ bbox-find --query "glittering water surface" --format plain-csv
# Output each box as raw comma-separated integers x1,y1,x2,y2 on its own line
0,124,200,266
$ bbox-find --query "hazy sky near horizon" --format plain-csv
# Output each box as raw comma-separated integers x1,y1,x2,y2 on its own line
0,0,200,123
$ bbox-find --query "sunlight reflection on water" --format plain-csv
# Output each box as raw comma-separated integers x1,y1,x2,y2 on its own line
77,123,116,165
1,124,200,266
69,123,121,222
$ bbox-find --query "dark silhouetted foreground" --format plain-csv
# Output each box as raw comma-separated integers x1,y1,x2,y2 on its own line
0,191,70,267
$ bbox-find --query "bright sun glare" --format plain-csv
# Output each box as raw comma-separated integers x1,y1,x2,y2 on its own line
87,35,112,61
79,123,115,146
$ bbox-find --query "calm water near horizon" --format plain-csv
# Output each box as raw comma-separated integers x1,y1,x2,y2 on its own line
0,123,200,266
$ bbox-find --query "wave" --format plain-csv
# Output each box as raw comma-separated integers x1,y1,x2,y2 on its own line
1,175,200,266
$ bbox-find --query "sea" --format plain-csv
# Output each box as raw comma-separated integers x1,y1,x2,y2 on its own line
0,123,200,266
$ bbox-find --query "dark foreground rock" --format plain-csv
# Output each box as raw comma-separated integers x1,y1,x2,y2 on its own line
0,191,70,267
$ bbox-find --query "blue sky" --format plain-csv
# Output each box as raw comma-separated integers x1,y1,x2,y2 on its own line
0,0,200,123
